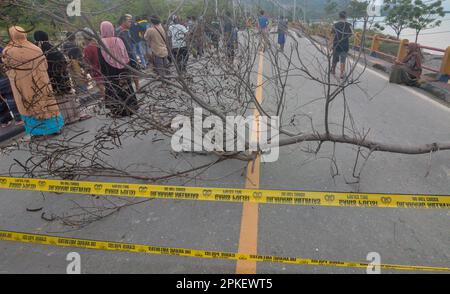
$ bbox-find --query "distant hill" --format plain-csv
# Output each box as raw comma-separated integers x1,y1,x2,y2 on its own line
241,0,450,18
240,0,350,20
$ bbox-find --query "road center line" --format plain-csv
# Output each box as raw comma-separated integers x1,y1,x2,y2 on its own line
236,51,265,274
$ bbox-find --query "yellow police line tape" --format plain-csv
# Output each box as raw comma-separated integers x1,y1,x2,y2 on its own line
1,230,449,272
1,177,450,209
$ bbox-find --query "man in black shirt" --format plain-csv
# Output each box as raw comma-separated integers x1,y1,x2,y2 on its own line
331,11,353,79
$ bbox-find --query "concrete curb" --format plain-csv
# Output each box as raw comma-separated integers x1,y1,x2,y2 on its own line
420,82,450,103
358,53,450,104
0,125,24,143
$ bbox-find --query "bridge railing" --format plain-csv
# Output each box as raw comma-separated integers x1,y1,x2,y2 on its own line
353,32,450,79
418,45,448,75
291,22,450,80
354,33,403,60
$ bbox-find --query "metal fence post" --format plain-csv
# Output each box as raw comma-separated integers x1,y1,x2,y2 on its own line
370,35,380,57
353,32,361,49
397,39,409,62
439,46,450,82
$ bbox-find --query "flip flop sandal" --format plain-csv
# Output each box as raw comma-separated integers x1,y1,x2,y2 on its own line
1,121,13,128
79,114,92,122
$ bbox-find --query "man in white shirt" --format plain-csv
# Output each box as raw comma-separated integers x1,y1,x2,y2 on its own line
168,16,189,73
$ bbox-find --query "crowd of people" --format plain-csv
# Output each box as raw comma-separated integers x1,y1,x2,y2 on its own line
0,10,423,142
0,13,241,140
0,10,304,141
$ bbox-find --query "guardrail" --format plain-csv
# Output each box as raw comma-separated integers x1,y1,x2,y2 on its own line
418,45,448,74
291,22,450,81
353,32,450,80
354,33,401,59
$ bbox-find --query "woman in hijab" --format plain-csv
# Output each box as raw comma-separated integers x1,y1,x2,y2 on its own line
34,30,87,124
33,31,72,95
98,21,138,117
390,43,423,87
2,26,64,139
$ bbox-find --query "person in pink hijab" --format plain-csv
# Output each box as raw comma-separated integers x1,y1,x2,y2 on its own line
98,21,138,117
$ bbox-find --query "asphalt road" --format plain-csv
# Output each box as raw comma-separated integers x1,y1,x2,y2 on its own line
0,30,449,274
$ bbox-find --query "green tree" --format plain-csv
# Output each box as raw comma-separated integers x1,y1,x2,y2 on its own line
347,0,368,27
1,0,70,39
408,0,445,43
383,0,414,39
324,0,339,20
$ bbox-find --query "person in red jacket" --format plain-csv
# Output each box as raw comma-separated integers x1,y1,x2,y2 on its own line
82,28,105,98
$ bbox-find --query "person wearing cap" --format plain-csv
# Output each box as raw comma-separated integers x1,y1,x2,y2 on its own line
131,15,150,69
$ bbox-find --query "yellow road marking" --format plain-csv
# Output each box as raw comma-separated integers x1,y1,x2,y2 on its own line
236,51,265,274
